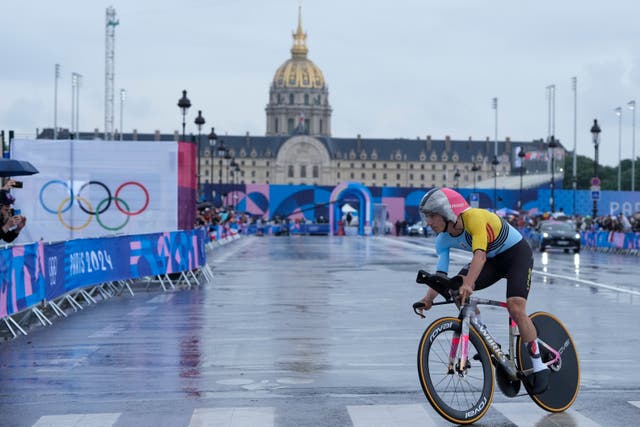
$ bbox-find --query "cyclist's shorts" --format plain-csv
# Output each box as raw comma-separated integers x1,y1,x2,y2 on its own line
457,239,533,299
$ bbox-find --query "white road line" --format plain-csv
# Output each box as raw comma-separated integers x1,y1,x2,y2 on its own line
32,413,120,427
629,401,640,409
147,294,175,304
493,402,601,427
348,404,439,427
188,407,274,427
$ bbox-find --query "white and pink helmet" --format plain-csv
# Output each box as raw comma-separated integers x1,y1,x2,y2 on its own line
419,187,470,223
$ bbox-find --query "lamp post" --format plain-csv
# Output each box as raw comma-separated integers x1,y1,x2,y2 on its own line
591,119,601,219
54,64,60,140
548,136,559,212
491,156,499,210
518,147,526,210
194,110,205,197
615,107,622,191
471,163,480,193
629,100,636,191
207,127,217,184
177,90,191,141
453,169,460,190
217,139,227,185
119,89,126,141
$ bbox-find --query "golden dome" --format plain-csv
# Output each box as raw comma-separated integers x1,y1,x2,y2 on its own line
272,8,325,89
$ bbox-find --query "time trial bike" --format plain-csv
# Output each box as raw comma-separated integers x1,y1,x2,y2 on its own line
412,270,580,425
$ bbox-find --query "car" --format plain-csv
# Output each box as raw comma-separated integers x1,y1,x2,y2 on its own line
529,220,581,253
408,221,431,237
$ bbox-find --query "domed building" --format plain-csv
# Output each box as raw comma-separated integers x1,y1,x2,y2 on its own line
265,9,332,137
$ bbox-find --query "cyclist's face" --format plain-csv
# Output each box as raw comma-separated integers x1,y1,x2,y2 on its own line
426,213,446,233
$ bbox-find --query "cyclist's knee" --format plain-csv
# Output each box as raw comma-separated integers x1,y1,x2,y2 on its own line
506,297,527,317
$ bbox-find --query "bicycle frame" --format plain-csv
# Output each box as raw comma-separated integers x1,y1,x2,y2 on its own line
451,297,561,380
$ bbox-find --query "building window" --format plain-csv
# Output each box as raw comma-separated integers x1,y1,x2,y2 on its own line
420,174,424,180
372,163,377,169
275,118,279,133
304,94,309,105
337,172,341,178
361,172,365,179
266,171,270,177
313,165,319,178
251,170,256,177
431,174,436,180
350,163,355,168
372,172,377,179
289,94,294,104
361,163,366,169
397,163,401,169
383,163,387,169
300,165,307,178
396,173,401,180
383,173,387,179
288,118,294,133
319,119,323,134
288,165,294,177
350,172,355,179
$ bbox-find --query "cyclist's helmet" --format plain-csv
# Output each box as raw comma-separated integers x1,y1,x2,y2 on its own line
419,187,470,224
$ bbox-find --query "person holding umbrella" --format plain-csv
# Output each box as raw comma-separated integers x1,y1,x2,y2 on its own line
0,188,26,243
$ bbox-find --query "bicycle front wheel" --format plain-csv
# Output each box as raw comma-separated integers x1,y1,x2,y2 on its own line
516,311,580,412
417,317,494,425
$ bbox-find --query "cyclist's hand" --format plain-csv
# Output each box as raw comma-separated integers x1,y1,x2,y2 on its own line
459,281,474,304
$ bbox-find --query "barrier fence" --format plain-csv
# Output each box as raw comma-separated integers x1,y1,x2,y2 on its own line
1,228,208,338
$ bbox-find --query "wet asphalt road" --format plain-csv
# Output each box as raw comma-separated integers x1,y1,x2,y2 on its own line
1,235,639,426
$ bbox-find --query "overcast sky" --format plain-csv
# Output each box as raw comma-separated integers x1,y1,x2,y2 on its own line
2,0,639,166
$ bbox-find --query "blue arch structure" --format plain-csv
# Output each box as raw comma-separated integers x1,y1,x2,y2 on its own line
329,182,374,236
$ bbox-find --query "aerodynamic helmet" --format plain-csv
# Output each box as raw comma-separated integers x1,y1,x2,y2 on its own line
419,187,470,223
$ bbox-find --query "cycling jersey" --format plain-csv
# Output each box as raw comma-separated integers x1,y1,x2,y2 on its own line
435,208,523,274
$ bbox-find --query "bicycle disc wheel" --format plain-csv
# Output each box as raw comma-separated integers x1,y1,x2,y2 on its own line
516,311,580,412
417,317,494,425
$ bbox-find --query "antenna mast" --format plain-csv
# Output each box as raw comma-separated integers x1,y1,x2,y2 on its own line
105,6,119,140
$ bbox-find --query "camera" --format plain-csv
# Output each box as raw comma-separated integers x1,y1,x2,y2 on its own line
13,181,23,188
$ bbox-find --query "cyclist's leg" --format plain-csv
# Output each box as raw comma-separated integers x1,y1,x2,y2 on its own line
501,240,549,394
456,259,500,326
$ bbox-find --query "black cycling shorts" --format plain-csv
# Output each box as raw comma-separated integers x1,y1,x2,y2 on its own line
456,239,533,299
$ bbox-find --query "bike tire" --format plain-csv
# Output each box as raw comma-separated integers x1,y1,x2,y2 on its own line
516,311,580,412
417,317,494,425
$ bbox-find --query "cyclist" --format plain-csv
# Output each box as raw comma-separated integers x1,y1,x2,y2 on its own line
416,187,549,394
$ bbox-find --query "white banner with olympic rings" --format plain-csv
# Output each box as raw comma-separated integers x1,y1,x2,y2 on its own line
11,139,178,243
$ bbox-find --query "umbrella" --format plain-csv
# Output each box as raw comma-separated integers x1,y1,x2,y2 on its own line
0,158,39,177
197,201,214,210
496,207,519,217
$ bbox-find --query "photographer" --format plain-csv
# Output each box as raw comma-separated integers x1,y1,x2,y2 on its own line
0,188,26,243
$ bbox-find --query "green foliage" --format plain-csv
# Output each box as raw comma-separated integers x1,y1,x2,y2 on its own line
561,153,639,191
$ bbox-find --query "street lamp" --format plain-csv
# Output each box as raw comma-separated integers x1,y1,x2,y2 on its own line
177,89,191,141
629,100,636,191
591,119,601,219
615,107,622,191
119,89,126,141
471,163,480,193
208,127,217,185
491,156,500,211
453,169,460,189
194,110,205,195
518,147,526,210
217,139,227,185
548,136,559,212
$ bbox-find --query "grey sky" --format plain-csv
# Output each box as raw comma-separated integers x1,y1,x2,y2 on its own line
1,0,639,167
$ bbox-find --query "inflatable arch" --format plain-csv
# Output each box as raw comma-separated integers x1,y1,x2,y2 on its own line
329,182,374,236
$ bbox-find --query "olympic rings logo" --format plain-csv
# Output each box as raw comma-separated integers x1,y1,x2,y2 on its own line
39,180,150,231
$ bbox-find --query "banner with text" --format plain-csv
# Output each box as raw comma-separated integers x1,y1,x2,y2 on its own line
0,229,206,319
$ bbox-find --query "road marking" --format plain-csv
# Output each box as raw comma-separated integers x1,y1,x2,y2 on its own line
32,413,120,427
189,407,274,427
348,404,439,427
88,325,125,338
147,294,175,304
493,402,601,426
630,401,640,409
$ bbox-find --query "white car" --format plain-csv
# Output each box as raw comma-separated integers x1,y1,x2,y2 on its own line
408,221,430,237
